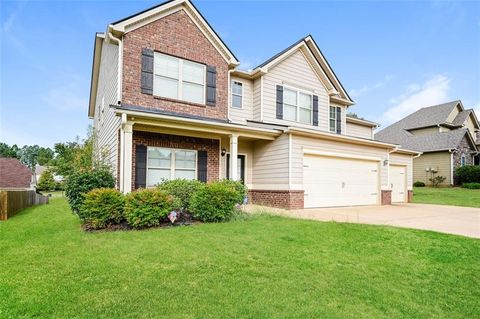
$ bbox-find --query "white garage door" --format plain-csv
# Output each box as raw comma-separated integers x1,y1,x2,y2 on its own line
390,165,406,203
303,155,380,208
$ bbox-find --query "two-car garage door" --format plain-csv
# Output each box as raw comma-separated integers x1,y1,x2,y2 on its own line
303,155,380,208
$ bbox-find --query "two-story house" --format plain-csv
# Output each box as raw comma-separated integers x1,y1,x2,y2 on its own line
375,100,479,185
89,0,418,209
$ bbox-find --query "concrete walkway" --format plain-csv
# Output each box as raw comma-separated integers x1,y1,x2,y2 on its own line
248,203,480,239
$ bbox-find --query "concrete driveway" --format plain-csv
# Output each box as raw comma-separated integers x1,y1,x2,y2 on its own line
254,204,480,238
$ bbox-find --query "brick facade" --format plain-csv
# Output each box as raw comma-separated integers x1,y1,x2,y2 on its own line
408,190,413,203
249,190,305,210
122,10,228,121
453,136,475,185
131,131,219,190
381,190,392,205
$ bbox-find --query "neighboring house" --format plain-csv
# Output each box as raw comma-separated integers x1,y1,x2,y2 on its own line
375,100,480,185
0,158,34,189
89,0,418,209
36,165,64,183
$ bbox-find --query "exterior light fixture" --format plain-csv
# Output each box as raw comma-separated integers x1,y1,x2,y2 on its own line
221,148,226,157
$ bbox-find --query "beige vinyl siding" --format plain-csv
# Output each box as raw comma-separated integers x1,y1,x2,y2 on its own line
252,78,261,121
262,49,339,133
409,126,439,136
390,153,414,190
93,40,121,179
252,133,289,189
229,76,253,124
219,138,253,188
446,105,460,123
346,122,373,139
291,135,389,190
465,116,477,142
439,126,451,133
413,152,451,185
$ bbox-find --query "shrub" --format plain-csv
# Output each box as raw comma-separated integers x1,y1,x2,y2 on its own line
429,176,447,188
158,179,205,210
413,181,426,187
456,165,480,184
64,169,115,214
216,179,248,204
79,188,125,229
189,181,239,222
37,169,56,191
462,183,480,189
125,188,176,228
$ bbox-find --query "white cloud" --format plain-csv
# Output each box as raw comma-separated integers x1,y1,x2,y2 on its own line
349,74,394,98
42,82,88,112
380,75,451,126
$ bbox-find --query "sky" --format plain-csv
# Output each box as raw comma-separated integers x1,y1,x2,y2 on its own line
1,0,479,148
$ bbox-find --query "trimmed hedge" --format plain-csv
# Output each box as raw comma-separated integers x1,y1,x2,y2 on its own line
79,188,125,229
190,181,240,222
158,179,205,210
456,166,480,184
125,188,177,228
65,169,115,214
413,181,425,187
462,183,480,189
216,179,248,204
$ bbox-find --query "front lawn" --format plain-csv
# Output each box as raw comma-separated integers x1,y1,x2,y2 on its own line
413,187,480,208
1,199,479,318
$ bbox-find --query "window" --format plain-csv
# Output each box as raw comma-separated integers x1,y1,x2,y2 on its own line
153,52,205,104
146,147,197,187
461,154,466,167
329,106,338,133
231,81,243,108
283,87,312,124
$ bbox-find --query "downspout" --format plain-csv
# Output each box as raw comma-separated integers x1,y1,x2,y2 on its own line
107,29,122,104
387,146,399,189
449,149,455,186
119,113,127,192
227,68,234,122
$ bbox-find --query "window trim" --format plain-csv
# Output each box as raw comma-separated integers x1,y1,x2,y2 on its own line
146,146,198,187
153,52,206,105
329,106,339,133
460,154,466,167
231,80,243,108
282,85,313,125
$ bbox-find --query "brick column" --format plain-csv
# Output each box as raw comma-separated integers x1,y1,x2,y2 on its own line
381,190,392,205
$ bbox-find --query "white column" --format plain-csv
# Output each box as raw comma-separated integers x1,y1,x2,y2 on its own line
122,122,133,193
229,134,239,181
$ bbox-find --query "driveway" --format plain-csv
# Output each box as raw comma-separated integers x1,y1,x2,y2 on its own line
252,204,480,238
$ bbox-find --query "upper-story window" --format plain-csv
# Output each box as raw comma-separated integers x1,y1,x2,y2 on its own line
461,154,466,167
153,52,206,104
231,81,243,108
329,106,339,133
283,87,312,125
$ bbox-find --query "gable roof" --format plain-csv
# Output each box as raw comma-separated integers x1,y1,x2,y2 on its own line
249,35,354,105
346,116,379,128
0,158,32,189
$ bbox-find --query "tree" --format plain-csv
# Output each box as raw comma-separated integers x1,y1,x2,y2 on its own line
347,112,365,120
0,143,19,158
37,147,54,166
37,169,56,191
17,145,40,184
52,141,79,177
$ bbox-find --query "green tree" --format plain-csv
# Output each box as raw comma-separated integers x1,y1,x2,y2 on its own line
37,147,54,166
0,143,19,158
37,169,56,191
17,145,40,184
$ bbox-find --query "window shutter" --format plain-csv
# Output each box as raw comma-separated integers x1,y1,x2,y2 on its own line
336,107,342,134
312,95,319,126
141,48,154,95
206,65,216,106
276,85,283,119
135,144,147,189
197,150,208,182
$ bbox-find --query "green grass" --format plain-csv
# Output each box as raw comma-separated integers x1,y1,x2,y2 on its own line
413,187,480,208
1,199,479,318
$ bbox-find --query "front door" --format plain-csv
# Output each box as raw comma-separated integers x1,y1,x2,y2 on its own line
226,154,245,183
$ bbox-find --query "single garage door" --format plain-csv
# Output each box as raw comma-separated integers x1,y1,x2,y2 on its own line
303,155,380,208
390,165,406,203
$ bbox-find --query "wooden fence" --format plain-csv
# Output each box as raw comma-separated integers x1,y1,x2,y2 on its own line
0,189,49,221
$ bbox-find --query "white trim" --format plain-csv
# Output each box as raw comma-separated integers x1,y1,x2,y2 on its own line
146,146,198,187
303,148,382,162
282,85,313,125
225,152,247,183
288,133,292,188
231,80,243,108
260,76,264,121
450,152,454,185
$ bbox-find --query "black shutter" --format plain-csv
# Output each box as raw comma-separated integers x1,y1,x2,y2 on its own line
312,95,319,126
141,48,154,95
197,151,208,182
336,107,342,134
206,66,216,106
135,145,147,189
276,85,283,119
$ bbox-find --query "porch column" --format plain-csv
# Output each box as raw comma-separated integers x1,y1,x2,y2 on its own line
122,122,133,193
229,134,239,181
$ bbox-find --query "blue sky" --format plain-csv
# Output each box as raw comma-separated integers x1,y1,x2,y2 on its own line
1,0,479,148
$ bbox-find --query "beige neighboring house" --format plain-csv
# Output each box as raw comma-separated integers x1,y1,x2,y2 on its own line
375,100,479,186
88,0,418,209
